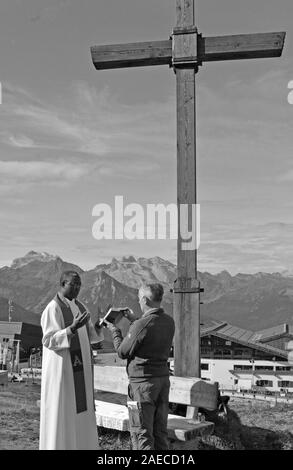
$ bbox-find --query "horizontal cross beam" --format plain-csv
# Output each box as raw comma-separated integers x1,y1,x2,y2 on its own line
91,31,285,70
91,40,171,70
200,31,286,62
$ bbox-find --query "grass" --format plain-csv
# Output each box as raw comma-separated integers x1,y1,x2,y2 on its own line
199,398,293,450
0,382,40,450
1,383,293,450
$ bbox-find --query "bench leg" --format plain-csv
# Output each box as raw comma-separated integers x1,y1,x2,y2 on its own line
169,438,199,450
129,431,139,450
117,431,122,447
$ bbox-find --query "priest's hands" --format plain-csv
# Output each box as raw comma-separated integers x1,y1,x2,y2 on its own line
70,310,90,334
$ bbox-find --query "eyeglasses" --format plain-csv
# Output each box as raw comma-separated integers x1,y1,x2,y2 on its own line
66,281,81,287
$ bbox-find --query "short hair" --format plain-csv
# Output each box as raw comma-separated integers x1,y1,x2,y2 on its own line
139,283,164,303
60,271,81,286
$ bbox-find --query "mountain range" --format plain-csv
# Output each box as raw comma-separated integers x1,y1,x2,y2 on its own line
0,251,293,330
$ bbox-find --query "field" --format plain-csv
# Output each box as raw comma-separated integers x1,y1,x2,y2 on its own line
0,382,40,450
1,382,293,450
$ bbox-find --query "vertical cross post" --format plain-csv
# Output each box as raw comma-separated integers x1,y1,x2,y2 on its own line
173,0,200,379
90,0,285,387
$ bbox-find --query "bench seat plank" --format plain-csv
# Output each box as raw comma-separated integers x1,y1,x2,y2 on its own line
95,400,129,431
95,400,214,441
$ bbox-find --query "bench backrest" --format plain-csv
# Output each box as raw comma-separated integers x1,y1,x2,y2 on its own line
94,365,218,411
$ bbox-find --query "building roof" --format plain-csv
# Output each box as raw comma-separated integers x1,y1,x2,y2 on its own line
254,324,293,342
0,321,41,336
200,320,224,334
201,321,291,359
0,321,23,335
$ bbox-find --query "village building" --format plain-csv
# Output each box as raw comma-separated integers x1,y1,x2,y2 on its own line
0,321,42,360
199,321,293,394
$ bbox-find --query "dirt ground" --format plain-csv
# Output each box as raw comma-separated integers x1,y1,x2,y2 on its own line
1,383,293,450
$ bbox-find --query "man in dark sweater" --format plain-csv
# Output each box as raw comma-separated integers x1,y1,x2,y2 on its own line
106,283,175,450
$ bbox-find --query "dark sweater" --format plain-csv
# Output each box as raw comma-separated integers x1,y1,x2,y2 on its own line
111,308,175,379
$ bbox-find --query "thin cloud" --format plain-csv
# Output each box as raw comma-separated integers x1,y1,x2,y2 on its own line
29,0,72,23
199,222,293,274
277,169,293,182
0,81,175,160
0,160,90,183
3,134,36,149
1,62,292,272
99,160,161,178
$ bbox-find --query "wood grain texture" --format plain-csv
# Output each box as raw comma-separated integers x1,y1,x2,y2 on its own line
176,68,197,277
199,32,286,62
89,0,285,387
91,40,172,70
94,399,215,443
167,417,214,442
93,366,218,410
91,32,285,70
174,288,200,377
174,0,199,384
174,66,200,378
186,405,198,420
176,0,195,28
172,30,197,65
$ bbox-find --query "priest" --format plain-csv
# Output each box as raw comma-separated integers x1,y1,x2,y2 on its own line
39,271,103,450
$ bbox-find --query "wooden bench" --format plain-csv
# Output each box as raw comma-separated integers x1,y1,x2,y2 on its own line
94,365,218,450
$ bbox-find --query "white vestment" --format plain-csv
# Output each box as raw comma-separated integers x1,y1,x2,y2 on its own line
39,296,103,450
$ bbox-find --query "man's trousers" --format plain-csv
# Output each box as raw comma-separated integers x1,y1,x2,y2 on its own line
127,376,170,450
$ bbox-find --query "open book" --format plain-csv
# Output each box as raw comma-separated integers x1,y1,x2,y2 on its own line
99,307,129,327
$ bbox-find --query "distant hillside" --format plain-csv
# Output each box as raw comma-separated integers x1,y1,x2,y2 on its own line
92,255,174,317
0,251,83,313
1,251,293,330
200,271,293,329
95,255,177,289
0,297,40,325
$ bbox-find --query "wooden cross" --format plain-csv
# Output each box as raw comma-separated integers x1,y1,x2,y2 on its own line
91,1,285,379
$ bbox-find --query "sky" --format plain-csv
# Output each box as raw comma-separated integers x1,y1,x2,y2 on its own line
0,0,293,274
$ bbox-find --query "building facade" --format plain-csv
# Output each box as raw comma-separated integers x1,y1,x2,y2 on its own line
200,321,293,393
0,321,42,360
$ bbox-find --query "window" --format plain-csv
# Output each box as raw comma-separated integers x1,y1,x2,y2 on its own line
276,366,293,371
201,363,209,370
278,381,293,387
201,348,210,356
241,350,252,356
214,349,222,356
234,350,244,356
255,380,273,387
255,366,274,371
225,341,231,346
214,337,224,346
234,379,238,385
223,349,232,356
234,365,253,371
202,338,212,346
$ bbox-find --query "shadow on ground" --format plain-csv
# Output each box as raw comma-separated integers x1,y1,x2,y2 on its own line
96,397,293,450
200,408,293,450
